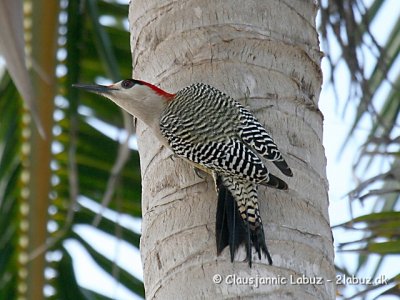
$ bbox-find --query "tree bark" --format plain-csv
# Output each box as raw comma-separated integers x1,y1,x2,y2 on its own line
129,0,335,299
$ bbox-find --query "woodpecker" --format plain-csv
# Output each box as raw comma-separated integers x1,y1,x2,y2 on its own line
74,79,292,267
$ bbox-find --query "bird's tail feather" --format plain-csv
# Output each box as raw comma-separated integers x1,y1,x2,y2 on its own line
262,173,288,190
215,176,246,260
215,175,272,267
273,159,293,177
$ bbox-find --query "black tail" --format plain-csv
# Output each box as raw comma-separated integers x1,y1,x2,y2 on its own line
262,173,288,190
215,175,272,267
273,159,293,177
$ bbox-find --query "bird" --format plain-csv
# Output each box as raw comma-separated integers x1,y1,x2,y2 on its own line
74,79,293,267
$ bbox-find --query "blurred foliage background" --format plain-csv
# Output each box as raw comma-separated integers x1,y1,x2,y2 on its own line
320,0,400,298
0,0,398,299
0,0,143,299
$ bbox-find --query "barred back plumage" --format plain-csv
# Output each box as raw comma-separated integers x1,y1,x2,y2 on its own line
160,83,292,266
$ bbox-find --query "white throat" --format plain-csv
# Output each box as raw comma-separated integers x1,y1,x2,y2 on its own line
107,84,170,145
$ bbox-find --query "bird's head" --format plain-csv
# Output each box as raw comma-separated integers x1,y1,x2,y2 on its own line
73,79,174,125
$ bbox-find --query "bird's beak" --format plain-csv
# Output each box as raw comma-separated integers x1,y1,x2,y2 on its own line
72,83,116,95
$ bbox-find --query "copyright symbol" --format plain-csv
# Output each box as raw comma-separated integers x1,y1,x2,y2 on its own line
213,274,222,284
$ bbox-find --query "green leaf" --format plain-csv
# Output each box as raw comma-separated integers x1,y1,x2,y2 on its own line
54,249,88,300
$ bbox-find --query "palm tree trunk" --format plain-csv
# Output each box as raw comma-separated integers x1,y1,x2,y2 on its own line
129,0,335,298
25,1,59,299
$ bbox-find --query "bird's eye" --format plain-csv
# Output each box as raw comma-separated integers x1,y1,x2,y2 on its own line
121,79,135,89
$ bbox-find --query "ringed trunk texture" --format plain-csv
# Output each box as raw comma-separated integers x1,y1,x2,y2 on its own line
129,0,335,299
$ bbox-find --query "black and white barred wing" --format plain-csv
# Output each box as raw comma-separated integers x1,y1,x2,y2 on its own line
237,106,293,177
160,118,287,190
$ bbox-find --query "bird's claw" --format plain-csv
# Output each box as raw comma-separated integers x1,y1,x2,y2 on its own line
194,167,206,179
